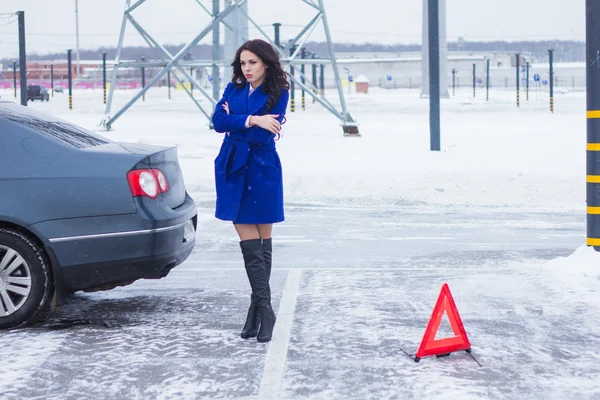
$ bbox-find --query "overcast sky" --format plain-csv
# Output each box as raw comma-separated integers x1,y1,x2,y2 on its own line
0,0,585,58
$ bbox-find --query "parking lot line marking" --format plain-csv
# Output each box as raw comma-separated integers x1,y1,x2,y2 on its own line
258,269,302,400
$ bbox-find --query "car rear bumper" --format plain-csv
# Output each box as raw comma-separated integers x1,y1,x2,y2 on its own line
60,234,195,292
29,192,198,292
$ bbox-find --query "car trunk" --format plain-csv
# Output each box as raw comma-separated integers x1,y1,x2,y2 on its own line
83,142,187,210
146,147,186,209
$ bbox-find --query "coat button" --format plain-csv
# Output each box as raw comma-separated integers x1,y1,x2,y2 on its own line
248,186,252,190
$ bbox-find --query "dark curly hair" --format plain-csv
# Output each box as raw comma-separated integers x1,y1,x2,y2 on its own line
231,39,290,115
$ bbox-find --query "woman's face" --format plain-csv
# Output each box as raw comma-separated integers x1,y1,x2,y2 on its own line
240,50,267,87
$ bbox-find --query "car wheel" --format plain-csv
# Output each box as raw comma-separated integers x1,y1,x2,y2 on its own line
0,229,53,329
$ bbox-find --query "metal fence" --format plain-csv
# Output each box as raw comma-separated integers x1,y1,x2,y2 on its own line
0,75,587,92
377,76,586,91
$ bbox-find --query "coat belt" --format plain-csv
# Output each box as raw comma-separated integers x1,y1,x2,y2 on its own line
223,136,276,181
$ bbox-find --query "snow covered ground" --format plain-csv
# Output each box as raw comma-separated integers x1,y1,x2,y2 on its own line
0,85,598,399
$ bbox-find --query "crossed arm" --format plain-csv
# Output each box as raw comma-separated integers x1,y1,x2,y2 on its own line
211,85,289,135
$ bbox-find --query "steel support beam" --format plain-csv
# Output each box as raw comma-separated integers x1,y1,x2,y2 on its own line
102,0,246,130
102,0,357,136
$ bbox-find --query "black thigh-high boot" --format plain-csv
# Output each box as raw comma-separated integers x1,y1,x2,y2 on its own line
240,239,260,339
240,239,275,343
240,238,275,338
262,238,276,323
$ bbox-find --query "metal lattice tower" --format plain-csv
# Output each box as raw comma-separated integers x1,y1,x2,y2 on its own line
101,0,359,136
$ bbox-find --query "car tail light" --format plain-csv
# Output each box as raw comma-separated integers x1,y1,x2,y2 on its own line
154,169,169,192
127,169,169,199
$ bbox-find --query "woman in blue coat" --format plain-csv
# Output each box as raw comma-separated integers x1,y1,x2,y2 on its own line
212,39,290,343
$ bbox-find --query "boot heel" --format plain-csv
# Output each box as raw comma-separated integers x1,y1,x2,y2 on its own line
240,303,259,339
257,304,275,343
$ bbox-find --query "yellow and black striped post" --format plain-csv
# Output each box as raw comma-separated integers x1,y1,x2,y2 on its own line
301,47,306,111
290,45,296,112
102,52,107,104
67,49,73,110
485,60,489,101
549,49,554,113
516,53,520,108
587,123,600,250
12,62,17,99
586,2,600,250
140,56,146,102
50,64,54,98
167,70,171,100
312,54,317,104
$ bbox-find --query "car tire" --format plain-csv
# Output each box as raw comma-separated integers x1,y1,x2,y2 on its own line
0,229,53,329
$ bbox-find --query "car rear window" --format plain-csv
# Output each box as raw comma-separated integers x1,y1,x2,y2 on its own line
0,102,111,148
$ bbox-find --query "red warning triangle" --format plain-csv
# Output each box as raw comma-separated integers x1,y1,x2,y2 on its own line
415,283,471,359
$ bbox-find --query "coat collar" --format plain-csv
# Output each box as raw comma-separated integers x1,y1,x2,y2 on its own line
246,82,268,115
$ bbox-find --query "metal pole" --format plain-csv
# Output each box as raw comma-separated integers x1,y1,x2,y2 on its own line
168,69,171,100
67,49,73,110
451,68,455,96
212,0,220,102
320,63,324,97
17,11,27,106
290,45,296,112
141,58,146,102
13,61,17,99
312,54,317,104
472,63,476,98
102,52,107,104
428,0,441,151
549,49,554,113
50,64,54,97
516,53,520,108
301,47,306,111
586,0,600,250
75,0,81,78
190,67,194,97
526,62,530,101
273,22,281,48
486,59,490,101
421,0,448,98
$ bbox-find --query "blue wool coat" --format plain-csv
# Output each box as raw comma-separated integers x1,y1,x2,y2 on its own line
212,82,289,224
